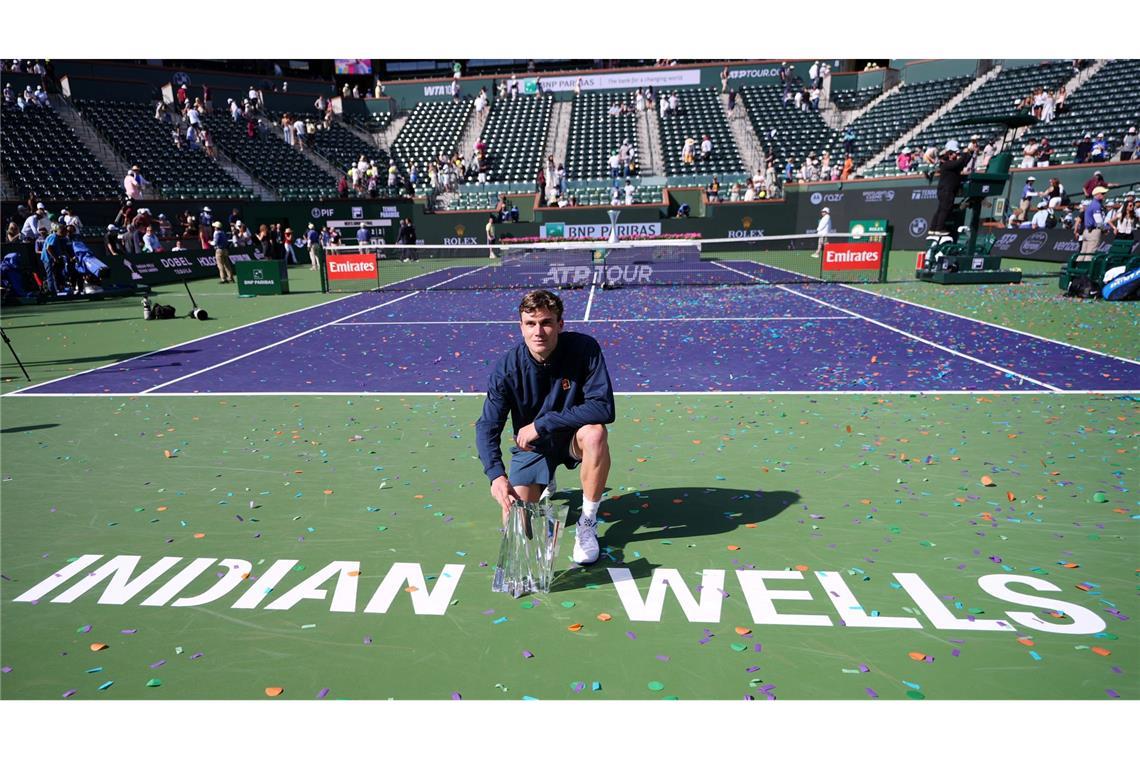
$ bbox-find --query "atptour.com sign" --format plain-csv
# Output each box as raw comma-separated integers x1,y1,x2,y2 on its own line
10,553,1111,634
810,192,844,205
326,254,377,280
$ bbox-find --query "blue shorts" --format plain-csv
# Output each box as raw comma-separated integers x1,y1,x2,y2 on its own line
508,429,582,486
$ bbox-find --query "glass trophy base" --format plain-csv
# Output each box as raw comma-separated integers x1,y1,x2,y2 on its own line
491,496,569,598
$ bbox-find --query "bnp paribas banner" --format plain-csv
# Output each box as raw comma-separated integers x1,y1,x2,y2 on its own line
534,69,702,94
540,222,663,239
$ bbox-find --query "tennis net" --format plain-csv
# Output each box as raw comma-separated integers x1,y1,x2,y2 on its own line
318,232,889,292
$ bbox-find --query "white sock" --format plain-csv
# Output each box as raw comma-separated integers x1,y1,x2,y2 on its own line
580,498,601,523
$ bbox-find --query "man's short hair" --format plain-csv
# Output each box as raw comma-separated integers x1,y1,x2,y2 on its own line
519,290,564,321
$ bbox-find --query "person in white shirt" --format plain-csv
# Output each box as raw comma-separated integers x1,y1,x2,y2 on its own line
60,207,83,235
659,96,669,119
610,185,620,205
814,206,833,258
624,180,634,205
700,135,712,161
668,92,678,113
1030,200,1051,229
123,166,147,200
294,119,307,150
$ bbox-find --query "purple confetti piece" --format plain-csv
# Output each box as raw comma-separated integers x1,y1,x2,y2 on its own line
149,660,166,669
451,692,462,700
190,652,203,660
951,648,961,657
363,636,373,645
743,694,754,701
571,682,586,693
626,631,637,640
753,643,762,653
924,655,935,663
317,688,330,699
699,637,711,645
62,689,77,698
865,687,878,698
1106,609,1129,621
120,629,137,635
746,665,761,673
759,684,776,693
1,666,11,673
859,664,870,673
655,655,669,662
949,639,965,644
482,609,496,616
78,625,92,634
1112,667,1123,674
522,650,534,659
1106,689,1120,698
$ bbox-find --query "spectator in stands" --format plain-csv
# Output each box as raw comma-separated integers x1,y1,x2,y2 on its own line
897,147,914,173
669,91,679,115
123,166,147,200
840,154,854,181
727,88,737,114
610,184,620,206
1109,197,1136,240
176,83,188,108
1083,170,1107,198
1075,133,1093,163
681,138,695,166
793,88,804,111
842,126,856,157
1040,89,1056,123
743,180,757,202
700,134,713,162
233,221,252,248
810,85,821,111
103,224,123,257
659,93,670,119
1122,126,1138,161
814,207,832,258
1021,137,1039,169
705,176,720,203
198,207,213,249
1090,133,1110,162
783,157,795,183
625,180,636,205
356,223,370,250
1026,200,1051,230
59,207,82,236
143,224,164,253
509,75,520,100
21,202,50,241
294,118,308,150
1043,177,1067,206
1081,185,1109,253
2,83,12,105
6,222,21,243
282,114,294,147
720,66,730,94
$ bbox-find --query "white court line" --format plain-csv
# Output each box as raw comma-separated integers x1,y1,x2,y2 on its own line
333,316,855,326
137,264,496,394
8,289,370,395
584,284,597,322
838,282,1140,366
10,389,1136,398
777,285,1061,391
712,261,1060,391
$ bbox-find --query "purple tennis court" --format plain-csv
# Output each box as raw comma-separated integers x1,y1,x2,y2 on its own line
14,264,1140,396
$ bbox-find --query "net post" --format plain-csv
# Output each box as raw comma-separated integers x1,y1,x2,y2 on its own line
318,248,328,293
879,224,894,283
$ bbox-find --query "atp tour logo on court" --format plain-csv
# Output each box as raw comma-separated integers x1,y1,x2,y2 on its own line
326,254,377,280
11,554,1111,636
543,264,653,286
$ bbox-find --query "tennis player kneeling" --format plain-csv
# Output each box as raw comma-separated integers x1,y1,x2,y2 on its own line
476,290,615,565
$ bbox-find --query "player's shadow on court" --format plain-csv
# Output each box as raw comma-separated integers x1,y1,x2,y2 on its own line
550,487,799,592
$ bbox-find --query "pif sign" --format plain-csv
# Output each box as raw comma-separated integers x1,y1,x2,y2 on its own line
822,242,883,271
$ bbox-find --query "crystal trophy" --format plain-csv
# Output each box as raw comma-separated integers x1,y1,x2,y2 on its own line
491,496,569,597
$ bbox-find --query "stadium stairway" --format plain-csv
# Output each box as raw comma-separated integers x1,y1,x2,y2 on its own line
213,147,276,201
857,65,1001,176
832,82,902,129
342,119,386,152
548,100,572,170
378,113,410,154
724,93,765,173
52,95,141,198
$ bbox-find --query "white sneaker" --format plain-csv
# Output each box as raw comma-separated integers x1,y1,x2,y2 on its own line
572,518,599,564
539,477,557,502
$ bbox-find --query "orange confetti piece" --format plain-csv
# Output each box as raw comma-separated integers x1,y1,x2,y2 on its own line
1006,491,1016,502
156,506,167,512
734,626,752,636
636,458,647,463
672,498,684,504
596,613,612,622
264,687,284,697
908,651,927,661
980,475,995,487
193,533,205,539
794,564,809,572
90,643,107,652
567,623,583,632
845,425,852,433
404,586,418,593
1091,647,1111,657
1017,637,1035,647
691,439,701,445
859,499,872,505
348,570,361,577
727,545,741,551
414,495,424,499
293,470,303,474
163,450,173,458
1062,563,1079,569
323,489,333,495
870,355,878,364
744,523,757,529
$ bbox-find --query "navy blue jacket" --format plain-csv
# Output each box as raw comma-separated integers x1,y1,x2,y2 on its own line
476,331,615,482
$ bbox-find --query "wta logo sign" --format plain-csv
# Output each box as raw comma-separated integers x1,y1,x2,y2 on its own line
822,242,883,271
326,254,377,280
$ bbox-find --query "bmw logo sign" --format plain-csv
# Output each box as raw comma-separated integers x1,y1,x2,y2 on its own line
909,217,929,238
